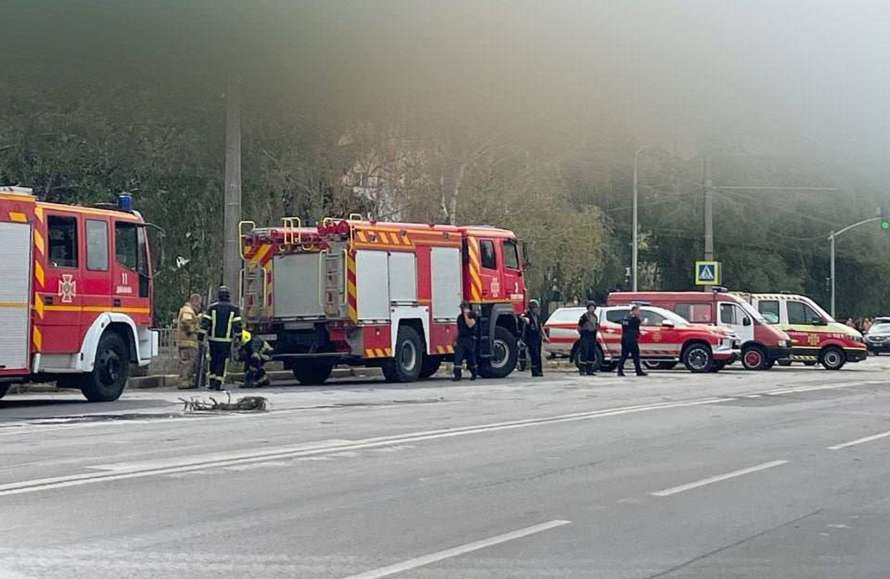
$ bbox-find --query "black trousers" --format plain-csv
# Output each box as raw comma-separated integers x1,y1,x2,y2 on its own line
618,341,643,374
208,341,232,388
454,337,477,372
579,331,598,370
526,337,543,375
244,355,269,387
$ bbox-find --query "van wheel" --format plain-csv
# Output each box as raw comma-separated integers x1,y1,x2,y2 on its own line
81,332,129,402
0,384,9,400
382,326,423,383
742,345,769,370
292,360,335,385
820,347,846,370
479,326,518,379
419,356,442,379
682,343,714,373
644,361,677,371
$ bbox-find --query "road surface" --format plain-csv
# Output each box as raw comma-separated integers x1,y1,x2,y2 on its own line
2,358,889,578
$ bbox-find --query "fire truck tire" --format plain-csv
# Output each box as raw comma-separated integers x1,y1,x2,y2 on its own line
0,384,8,400
644,361,677,371
382,326,423,383
682,342,714,373
81,332,130,402
479,326,518,379
819,347,846,370
419,356,442,379
741,345,769,370
292,361,335,385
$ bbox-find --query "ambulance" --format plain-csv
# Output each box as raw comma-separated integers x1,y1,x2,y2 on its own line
735,293,866,370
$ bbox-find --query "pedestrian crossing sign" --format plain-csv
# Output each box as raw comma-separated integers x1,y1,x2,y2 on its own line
695,261,721,285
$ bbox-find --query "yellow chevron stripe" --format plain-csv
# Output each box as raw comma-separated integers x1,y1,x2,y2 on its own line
384,348,392,357
34,230,45,255
251,243,271,266
9,212,27,223
34,206,43,223
33,293,43,319
32,326,42,351
34,261,44,287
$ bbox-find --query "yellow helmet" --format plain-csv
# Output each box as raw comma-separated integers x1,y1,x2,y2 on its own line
241,330,252,343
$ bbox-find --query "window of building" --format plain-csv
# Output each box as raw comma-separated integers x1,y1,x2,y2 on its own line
480,240,497,269
86,219,109,271
503,239,520,270
115,221,139,270
787,301,822,325
758,300,781,324
48,215,78,268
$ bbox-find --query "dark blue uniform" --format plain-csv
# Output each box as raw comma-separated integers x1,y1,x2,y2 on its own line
453,313,478,380
199,300,242,390
522,309,544,376
618,314,644,376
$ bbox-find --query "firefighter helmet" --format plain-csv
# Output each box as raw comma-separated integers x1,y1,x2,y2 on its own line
241,330,252,343
217,285,231,302
528,299,540,309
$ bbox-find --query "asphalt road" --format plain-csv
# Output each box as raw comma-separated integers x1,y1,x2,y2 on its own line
2,357,890,578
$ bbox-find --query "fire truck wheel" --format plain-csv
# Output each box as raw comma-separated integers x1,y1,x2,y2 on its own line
382,326,423,383
292,361,335,385
819,347,846,370
419,356,442,379
741,345,769,370
682,342,714,373
479,326,518,379
82,332,130,402
0,384,8,400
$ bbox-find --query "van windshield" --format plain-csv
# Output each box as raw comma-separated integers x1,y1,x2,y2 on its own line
737,300,767,324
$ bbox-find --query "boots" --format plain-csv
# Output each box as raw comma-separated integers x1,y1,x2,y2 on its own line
453,367,462,381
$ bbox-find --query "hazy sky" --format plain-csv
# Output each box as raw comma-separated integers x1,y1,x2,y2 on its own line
5,0,890,188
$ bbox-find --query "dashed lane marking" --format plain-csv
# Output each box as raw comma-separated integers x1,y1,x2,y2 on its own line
650,460,789,497
342,520,571,579
827,429,890,450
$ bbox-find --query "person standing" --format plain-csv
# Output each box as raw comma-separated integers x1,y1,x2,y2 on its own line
453,302,478,381
617,305,647,377
577,301,599,376
521,299,546,377
175,293,203,389
199,285,242,391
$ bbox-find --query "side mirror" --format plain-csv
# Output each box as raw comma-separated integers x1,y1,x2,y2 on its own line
742,317,752,327
661,320,675,328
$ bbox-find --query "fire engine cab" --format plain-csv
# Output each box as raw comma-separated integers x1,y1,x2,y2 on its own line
0,186,158,402
239,217,528,384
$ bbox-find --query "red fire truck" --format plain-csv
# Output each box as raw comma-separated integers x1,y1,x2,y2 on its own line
239,217,528,384
0,186,158,402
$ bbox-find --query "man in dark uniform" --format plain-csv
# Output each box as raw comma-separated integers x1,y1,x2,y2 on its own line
577,301,599,376
453,301,478,381
238,330,274,388
521,299,546,377
199,285,242,391
617,304,647,377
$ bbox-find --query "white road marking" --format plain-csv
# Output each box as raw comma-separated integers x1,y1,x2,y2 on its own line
827,429,890,450
763,380,885,396
650,460,789,497
0,398,726,497
342,520,571,579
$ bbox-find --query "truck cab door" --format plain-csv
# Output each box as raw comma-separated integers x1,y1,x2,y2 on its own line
42,212,83,353
500,238,525,314
81,217,112,334
111,220,152,327
477,238,500,301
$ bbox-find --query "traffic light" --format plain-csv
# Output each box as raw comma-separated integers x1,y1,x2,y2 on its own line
883,206,890,231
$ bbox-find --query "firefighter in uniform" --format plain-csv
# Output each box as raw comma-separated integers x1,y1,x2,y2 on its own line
617,304,647,377
577,301,599,376
175,293,203,389
521,299,546,377
238,330,273,388
199,285,242,391
453,301,478,381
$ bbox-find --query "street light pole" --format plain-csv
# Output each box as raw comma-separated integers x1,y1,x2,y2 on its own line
632,148,642,291
826,216,880,318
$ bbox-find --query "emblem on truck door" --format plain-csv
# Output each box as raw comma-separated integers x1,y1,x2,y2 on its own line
58,274,76,303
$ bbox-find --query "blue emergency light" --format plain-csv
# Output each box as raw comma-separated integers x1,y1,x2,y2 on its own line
117,192,133,211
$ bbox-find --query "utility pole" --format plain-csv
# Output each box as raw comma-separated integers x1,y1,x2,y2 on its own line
632,148,643,291
223,75,242,299
703,156,714,261
827,216,881,318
